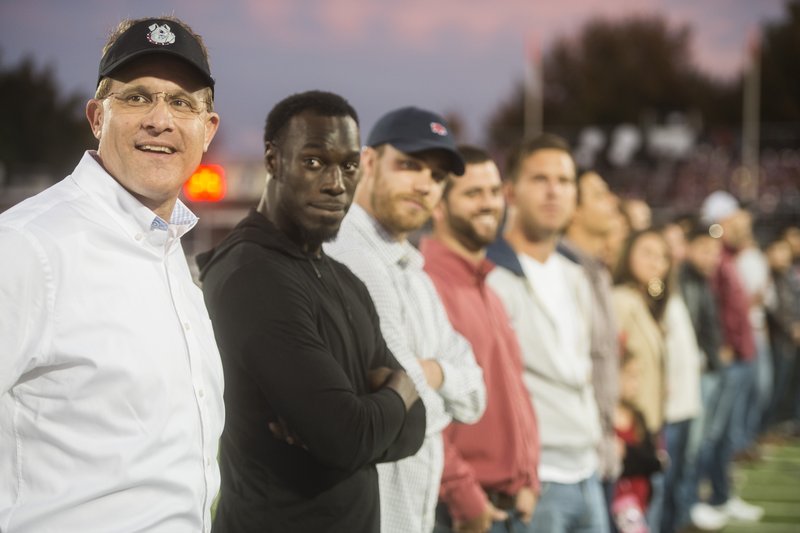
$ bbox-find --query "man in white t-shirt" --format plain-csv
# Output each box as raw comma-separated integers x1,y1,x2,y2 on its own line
487,133,607,533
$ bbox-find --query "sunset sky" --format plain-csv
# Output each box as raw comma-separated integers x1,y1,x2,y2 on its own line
0,0,787,160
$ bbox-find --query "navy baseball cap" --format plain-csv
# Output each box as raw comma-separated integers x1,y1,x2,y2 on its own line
366,107,465,176
98,19,214,96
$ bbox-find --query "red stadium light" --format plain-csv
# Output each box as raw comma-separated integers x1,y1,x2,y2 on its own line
184,164,226,202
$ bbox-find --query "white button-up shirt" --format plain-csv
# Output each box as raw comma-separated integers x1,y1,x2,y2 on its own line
0,152,225,533
326,204,486,533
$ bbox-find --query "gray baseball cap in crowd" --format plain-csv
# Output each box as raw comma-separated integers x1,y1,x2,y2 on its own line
366,106,465,176
98,18,215,96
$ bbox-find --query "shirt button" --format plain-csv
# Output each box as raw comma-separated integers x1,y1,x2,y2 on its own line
183,322,191,331
205,456,212,467
198,388,205,398
135,233,144,241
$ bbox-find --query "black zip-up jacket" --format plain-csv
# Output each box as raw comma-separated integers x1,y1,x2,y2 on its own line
197,210,426,533
678,262,723,371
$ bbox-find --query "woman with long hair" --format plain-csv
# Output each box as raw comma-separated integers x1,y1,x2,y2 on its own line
612,229,672,532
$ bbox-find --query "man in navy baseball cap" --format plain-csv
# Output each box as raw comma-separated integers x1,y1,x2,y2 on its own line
325,106,486,533
366,106,465,177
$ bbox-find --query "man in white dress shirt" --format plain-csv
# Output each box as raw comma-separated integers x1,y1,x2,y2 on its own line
326,107,486,533
0,16,223,533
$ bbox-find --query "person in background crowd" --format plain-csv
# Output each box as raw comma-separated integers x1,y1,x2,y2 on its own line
693,191,764,523
612,352,665,533
732,208,773,456
326,106,486,533
612,229,670,532
487,133,608,533
601,196,630,271
621,198,652,233
659,222,703,533
678,224,730,532
559,170,622,523
782,225,800,434
0,17,223,532
197,91,426,533
423,145,540,533
764,234,800,430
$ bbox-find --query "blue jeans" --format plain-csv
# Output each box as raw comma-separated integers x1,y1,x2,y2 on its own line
737,330,773,444
529,474,610,533
694,365,746,506
729,360,757,454
661,419,694,533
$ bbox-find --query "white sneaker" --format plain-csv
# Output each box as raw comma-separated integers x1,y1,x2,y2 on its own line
690,502,729,530
718,496,765,522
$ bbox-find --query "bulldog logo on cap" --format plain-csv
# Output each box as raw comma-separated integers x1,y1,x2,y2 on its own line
147,23,176,45
430,122,448,136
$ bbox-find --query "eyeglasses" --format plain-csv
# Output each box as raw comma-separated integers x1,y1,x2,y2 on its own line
103,89,209,118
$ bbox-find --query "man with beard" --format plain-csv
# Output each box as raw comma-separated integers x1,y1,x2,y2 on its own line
197,91,426,533
486,134,607,533
420,146,541,533
326,107,486,533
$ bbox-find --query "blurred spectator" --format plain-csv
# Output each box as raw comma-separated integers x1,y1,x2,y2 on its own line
326,107,486,533
679,224,730,531
612,229,671,531
659,222,703,533
764,234,800,430
612,352,665,533
601,195,631,271
733,208,773,453
560,170,622,521
488,134,608,533
424,146,540,533
692,191,763,524
621,198,652,232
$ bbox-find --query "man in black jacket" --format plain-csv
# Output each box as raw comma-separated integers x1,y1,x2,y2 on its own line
198,90,426,533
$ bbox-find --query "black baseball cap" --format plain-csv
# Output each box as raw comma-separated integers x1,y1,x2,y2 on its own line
98,19,214,96
366,107,465,176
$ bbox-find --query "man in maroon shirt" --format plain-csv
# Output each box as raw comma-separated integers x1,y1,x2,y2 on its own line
422,145,540,533
691,191,763,523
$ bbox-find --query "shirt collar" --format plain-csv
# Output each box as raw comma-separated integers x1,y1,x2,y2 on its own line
345,203,423,270
71,151,198,240
420,236,494,284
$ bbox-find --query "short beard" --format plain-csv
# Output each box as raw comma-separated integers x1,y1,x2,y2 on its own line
447,210,497,252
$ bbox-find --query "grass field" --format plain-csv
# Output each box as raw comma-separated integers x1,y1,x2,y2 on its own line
721,439,800,533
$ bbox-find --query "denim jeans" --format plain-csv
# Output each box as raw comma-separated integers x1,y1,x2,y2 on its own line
750,329,774,436
529,474,610,533
694,365,747,506
729,360,757,454
661,419,694,533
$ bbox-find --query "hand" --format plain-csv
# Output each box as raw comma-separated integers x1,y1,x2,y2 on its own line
454,501,508,533
419,359,444,390
384,369,420,411
367,366,393,391
268,417,307,450
515,486,537,523
719,345,734,365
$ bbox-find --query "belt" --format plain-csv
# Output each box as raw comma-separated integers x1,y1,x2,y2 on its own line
486,490,515,511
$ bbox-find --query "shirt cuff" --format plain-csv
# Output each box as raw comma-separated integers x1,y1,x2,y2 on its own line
446,481,489,522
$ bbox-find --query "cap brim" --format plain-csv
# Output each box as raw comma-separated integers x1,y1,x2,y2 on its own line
99,49,215,93
386,139,465,176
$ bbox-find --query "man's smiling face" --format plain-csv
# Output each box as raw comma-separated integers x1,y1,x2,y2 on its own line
87,55,219,216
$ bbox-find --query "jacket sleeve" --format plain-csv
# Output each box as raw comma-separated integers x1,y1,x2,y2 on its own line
204,259,411,474
0,227,53,395
438,424,489,522
335,250,485,428
360,281,427,462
